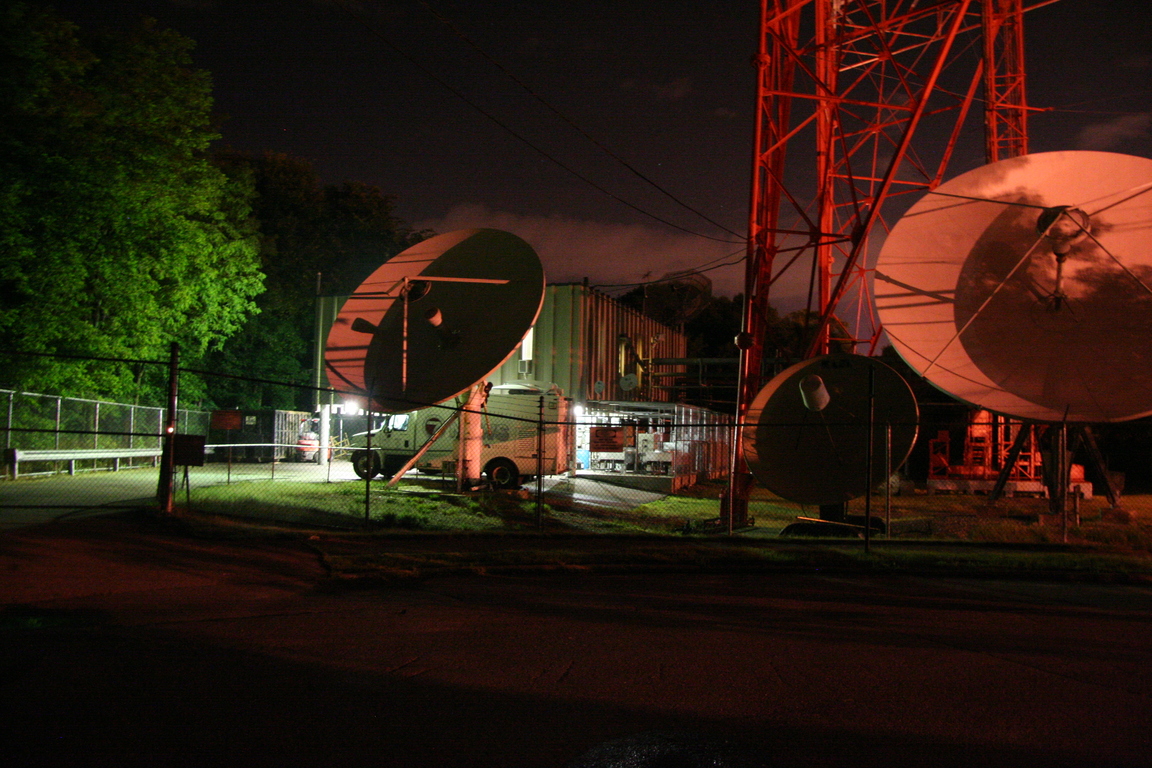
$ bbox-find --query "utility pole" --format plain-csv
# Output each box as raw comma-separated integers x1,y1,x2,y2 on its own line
157,342,179,514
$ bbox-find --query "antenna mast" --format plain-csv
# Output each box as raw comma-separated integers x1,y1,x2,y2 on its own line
728,0,1032,528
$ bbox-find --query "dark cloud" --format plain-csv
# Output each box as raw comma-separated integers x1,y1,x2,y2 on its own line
1077,113,1152,151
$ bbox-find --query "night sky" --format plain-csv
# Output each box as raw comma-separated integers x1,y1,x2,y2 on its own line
46,1,1152,305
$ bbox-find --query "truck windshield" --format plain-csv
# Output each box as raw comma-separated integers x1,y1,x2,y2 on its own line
371,413,410,433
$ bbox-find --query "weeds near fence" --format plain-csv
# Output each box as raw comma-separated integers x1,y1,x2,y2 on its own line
175,470,1152,560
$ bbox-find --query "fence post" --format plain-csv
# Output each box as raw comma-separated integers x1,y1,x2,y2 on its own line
318,403,331,467
364,402,373,526
536,396,545,529
156,342,179,514
885,423,892,539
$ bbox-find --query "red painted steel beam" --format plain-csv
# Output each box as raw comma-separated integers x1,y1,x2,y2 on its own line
804,0,976,359
983,0,1029,161
726,0,1035,527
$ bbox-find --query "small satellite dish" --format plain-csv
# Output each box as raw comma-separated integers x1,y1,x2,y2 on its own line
875,151,1152,422
325,229,545,412
743,354,919,505
619,373,639,392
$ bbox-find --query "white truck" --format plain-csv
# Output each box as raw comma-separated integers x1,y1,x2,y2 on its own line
349,384,571,488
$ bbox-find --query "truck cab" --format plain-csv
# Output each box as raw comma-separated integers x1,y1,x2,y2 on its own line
349,384,570,488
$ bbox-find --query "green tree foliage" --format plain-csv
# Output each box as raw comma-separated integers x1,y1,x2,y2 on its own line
0,3,263,403
617,282,750,358
205,152,428,410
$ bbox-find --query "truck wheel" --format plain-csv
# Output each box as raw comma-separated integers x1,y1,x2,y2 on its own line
352,451,381,480
484,458,521,489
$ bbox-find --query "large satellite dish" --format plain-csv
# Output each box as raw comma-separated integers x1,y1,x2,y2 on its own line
743,354,919,506
325,229,545,412
875,151,1152,423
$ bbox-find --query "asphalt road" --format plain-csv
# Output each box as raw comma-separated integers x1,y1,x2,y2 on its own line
2,514,1150,767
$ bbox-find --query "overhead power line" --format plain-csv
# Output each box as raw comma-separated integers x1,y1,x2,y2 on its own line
415,0,745,241
592,246,747,291
329,0,744,244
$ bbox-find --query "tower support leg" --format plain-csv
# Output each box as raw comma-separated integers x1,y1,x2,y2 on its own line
989,424,1030,502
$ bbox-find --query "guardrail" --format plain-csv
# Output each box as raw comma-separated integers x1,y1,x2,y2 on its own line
4,447,163,479
3,441,326,481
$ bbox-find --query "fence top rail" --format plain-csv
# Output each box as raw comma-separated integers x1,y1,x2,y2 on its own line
1,389,210,416
1,427,166,437
208,443,307,450
0,389,163,408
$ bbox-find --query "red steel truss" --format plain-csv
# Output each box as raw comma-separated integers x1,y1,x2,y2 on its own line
727,0,1033,527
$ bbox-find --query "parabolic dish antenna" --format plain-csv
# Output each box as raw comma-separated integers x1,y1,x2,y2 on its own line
325,229,545,412
875,151,1152,423
743,354,919,506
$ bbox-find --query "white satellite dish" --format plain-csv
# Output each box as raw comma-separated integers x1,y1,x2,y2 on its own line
743,354,919,506
875,151,1152,423
325,229,545,412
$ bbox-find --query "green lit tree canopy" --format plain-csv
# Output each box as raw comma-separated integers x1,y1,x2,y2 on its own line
0,3,263,402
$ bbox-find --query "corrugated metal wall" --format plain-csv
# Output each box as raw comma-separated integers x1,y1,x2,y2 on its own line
488,284,687,403
581,285,688,402
319,283,687,405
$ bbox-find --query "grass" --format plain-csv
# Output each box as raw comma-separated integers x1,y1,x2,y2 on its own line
174,473,1152,582
184,474,1152,544
186,478,547,531
305,535,1152,586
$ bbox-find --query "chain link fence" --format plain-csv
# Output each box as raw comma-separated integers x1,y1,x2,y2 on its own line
1,389,208,477
3,372,1151,549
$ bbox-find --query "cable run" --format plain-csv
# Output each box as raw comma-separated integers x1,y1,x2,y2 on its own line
927,191,1048,208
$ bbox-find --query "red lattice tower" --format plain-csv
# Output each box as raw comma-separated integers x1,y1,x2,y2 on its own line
727,0,1032,527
